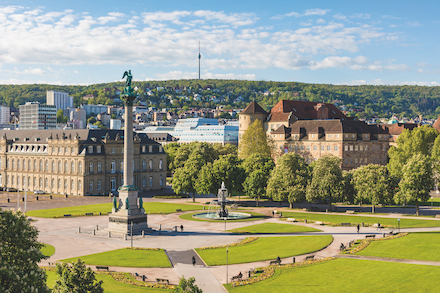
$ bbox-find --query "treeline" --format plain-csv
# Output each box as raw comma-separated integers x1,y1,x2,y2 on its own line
1,80,440,118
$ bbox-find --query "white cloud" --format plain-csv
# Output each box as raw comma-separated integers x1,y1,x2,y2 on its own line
350,13,370,19
407,21,422,27
340,79,440,86
316,18,326,24
310,56,367,70
273,9,329,19
145,71,256,80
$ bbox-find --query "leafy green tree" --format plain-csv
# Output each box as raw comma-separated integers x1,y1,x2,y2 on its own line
87,116,96,125
388,125,439,178
266,153,309,208
57,109,68,123
172,152,205,202
196,154,245,196
173,142,218,170
241,153,275,176
172,276,202,293
352,164,394,213
93,121,107,129
395,154,434,216
306,155,344,211
213,143,237,157
163,142,180,174
238,119,271,159
0,209,50,293
342,170,355,204
53,259,103,293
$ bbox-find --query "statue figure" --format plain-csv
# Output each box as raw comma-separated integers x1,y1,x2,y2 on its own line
115,133,120,141
139,197,143,209
104,133,110,140
113,196,117,209
122,70,133,94
125,198,130,210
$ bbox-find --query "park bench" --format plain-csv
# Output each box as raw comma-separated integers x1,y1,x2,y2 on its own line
176,209,182,212
388,231,394,235
287,218,296,222
231,275,242,282
340,223,351,226
305,255,315,261
63,214,71,217
85,213,93,216
96,266,109,271
269,259,281,265
365,235,376,239
156,278,169,285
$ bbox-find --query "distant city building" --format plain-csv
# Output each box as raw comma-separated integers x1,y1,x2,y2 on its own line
81,104,109,116
0,129,166,195
69,108,87,129
46,90,74,112
0,106,10,125
110,119,122,130
19,102,57,130
173,118,238,145
97,112,111,127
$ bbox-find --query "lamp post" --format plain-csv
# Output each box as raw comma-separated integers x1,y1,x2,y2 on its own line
397,218,400,234
432,196,434,207
130,221,133,248
226,246,228,284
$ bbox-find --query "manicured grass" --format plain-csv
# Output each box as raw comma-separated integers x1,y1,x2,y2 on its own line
180,211,268,222
230,223,321,234
225,258,440,293
45,271,168,292
61,248,172,268
27,202,205,218
41,243,55,257
281,211,440,228
196,236,332,265
356,232,440,261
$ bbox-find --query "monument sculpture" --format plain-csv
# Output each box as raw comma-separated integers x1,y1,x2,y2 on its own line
108,70,149,233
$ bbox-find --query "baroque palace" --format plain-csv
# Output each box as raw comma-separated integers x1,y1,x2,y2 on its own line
0,129,166,196
239,100,390,170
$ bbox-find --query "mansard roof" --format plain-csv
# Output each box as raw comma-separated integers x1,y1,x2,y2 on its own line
268,100,346,122
381,123,419,135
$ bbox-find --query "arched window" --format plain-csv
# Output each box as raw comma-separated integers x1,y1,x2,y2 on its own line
71,180,75,190
58,161,61,172
64,161,68,172
78,180,82,191
160,175,163,186
64,179,67,190
89,162,93,173
45,160,48,171
58,179,61,189
12,159,15,170
149,176,153,187
89,180,93,191
142,160,146,171
51,178,55,188
45,178,48,188
111,161,116,173
17,176,20,187
97,180,101,190
52,161,55,172
33,177,36,187
39,178,42,188
28,160,31,171
159,159,163,170
110,178,116,191
78,162,82,174
34,160,37,171
142,177,146,187
97,162,101,173
40,160,43,171
71,161,74,173
149,160,153,171
11,175,14,185
120,161,124,172
17,159,20,170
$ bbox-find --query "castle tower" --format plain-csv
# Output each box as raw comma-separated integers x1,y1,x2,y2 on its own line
238,101,268,143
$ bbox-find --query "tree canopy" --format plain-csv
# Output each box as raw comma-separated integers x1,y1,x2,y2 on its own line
238,119,272,159
53,259,103,293
0,209,50,293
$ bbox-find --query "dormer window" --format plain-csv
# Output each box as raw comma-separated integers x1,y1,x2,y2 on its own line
88,146,93,153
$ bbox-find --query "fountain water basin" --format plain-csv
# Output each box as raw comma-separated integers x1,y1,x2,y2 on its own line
193,211,251,220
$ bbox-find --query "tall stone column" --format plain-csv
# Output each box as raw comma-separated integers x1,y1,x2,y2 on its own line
108,70,148,234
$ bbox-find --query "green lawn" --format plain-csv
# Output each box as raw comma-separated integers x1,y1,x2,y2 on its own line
41,244,55,257
196,236,332,266
225,258,440,293
27,202,204,218
61,248,172,268
281,211,440,228
46,271,168,292
356,232,440,261
230,223,321,234
180,211,268,222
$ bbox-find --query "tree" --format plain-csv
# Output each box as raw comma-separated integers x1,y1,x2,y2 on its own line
388,125,439,178
395,154,434,216
53,259,103,293
243,169,267,207
306,155,344,211
0,209,50,293
352,164,393,213
172,276,202,293
266,153,309,208
163,142,180,174
57,109,68,123
173,142,217,170
172,152,205,202
238,119,271,159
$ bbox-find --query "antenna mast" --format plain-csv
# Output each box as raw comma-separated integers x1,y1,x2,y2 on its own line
198,41,201,80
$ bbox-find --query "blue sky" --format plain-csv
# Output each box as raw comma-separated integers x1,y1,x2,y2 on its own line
0,0,439,86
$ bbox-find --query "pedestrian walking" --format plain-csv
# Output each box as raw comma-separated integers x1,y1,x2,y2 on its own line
377,222,380,231
357,224,360,233
180,225,184,232
192,256,196,266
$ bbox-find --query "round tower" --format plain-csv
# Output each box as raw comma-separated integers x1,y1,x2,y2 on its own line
238,101,268,143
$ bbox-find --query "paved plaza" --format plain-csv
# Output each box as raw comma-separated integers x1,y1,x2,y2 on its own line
2,193,440,292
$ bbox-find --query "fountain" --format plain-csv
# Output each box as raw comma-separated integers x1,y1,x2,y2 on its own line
193,182,251,220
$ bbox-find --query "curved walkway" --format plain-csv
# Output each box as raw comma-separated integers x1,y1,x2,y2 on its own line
31,203,440,293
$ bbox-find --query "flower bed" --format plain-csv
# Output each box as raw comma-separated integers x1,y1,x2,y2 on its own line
231,257,336,287
100,272,175,290
126,247,160,251
198,237,258,250
283,218,395,228
342,232,409,254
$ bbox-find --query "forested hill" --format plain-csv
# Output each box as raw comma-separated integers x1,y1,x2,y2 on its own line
1,80,440,119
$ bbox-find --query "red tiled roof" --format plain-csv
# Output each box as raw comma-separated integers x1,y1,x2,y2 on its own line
268,100,346,121
240,101,268,115
381,123,418,135
432,117,440,131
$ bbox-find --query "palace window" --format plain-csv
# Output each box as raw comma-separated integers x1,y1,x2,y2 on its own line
111,161,116,173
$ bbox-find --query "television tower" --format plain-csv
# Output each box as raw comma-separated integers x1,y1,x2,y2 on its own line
198,41,201,80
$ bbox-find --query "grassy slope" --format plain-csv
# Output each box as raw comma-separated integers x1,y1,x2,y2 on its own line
196,236,332,266
281,211,440,228
356,232,440,261
230,223,321,234
61,248,172,268
225,258,440,293
27,202,204,218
